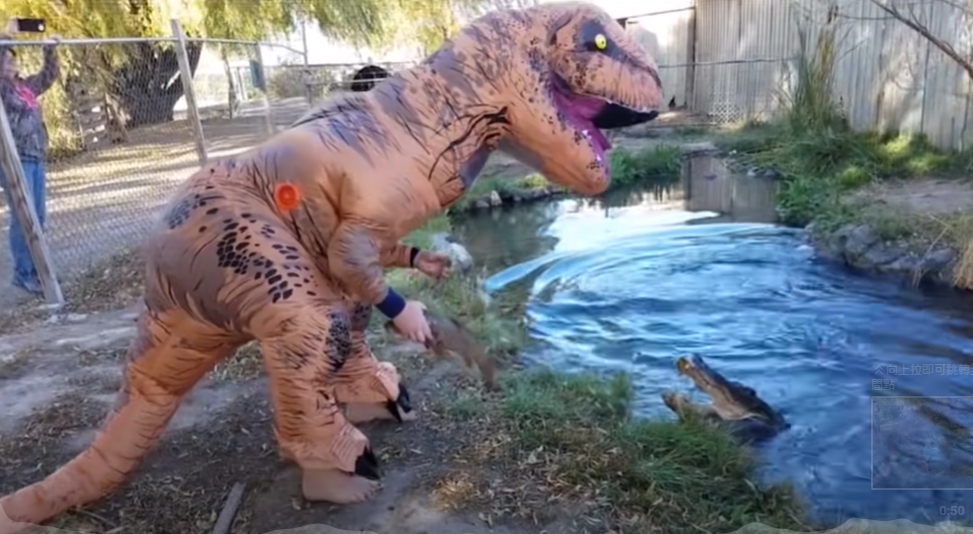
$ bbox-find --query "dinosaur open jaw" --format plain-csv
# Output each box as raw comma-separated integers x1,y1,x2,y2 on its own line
551,76,660,181
551,77,612,176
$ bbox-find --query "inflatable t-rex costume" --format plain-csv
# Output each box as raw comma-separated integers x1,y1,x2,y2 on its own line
0,1,661,530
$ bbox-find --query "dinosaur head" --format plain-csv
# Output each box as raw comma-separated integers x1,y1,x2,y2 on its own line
497,2,664,196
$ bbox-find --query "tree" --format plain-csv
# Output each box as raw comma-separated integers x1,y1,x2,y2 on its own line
0,0,537,138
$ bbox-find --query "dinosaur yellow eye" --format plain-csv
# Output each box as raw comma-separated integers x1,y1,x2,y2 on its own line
594,33,607,50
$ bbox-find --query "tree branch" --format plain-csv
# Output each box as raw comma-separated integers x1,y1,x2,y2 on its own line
868,0,973,82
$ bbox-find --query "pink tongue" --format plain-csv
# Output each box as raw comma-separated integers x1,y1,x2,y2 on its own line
590,129,611,151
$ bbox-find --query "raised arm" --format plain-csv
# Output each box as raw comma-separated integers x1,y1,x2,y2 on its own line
25,43,59,96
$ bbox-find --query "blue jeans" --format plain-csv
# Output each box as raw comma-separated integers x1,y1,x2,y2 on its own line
0,157,46,286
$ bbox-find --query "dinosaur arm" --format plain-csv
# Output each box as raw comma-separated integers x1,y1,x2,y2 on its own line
328,222,408,318
380,242,420,269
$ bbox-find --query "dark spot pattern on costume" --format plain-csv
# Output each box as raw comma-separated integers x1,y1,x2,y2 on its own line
350,303,371,332
164,192,223,229
325,310,352,372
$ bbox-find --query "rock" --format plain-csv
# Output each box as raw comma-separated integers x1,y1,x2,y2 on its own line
760,167,782,180
836,224,880,259
862,244,908,270
530,188,546,200
808,221,962,287
429,232,474,274
921,248,957,273
488,190,503,207
884,254,921,274
473,199,491,210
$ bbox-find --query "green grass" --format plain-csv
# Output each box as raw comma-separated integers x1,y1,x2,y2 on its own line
440,368,808,533
716,121,972,230
608,143,683,189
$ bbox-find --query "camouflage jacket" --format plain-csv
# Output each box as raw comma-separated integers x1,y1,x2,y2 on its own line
0,45,59,161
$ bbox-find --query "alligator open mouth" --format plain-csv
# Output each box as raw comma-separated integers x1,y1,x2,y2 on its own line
550,74,659,179
662,355,788,443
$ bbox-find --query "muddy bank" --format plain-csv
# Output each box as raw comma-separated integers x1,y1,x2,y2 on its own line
801,178,973,289
458,184,563,212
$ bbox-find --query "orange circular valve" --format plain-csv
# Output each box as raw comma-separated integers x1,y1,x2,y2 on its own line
274,183,301,212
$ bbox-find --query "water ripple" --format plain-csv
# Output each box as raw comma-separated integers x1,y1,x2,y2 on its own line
486,213,973,525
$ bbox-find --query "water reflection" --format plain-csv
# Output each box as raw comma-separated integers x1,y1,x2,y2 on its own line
451,154,973,526
454,149,781,273
455,151,778,272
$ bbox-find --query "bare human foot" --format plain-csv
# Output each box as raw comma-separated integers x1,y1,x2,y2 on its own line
302,468,382,504
344,401,417,423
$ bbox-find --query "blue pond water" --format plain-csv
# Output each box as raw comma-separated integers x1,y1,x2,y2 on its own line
451,183,973,526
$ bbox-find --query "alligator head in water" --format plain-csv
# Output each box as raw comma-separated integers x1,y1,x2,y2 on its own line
661,355,788,443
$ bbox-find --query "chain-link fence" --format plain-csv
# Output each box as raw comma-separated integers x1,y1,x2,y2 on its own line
0,28,422,311
0,36,203,308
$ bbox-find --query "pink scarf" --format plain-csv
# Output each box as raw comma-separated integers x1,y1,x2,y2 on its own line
13,82,38,109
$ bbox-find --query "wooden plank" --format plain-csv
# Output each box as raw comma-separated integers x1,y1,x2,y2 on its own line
77,114,108,130
0,100,63,305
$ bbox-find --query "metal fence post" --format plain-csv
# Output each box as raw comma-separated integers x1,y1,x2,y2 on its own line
170,19,208,166
254,44,276,136
0,103,63,306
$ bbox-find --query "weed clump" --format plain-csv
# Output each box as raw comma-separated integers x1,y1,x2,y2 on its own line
608,143,682,189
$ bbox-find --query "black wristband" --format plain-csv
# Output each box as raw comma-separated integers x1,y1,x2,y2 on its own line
409,247,420,268
376,288,407,319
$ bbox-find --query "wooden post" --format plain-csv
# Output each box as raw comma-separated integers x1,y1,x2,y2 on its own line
254,44,276,136
170,19,208,166
685,4,698,111
0,103,63,305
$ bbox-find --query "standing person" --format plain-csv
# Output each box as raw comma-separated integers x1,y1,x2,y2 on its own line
0,24,60,295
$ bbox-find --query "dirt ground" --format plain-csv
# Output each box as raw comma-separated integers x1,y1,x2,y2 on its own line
0,304,578,534
853,178,973,218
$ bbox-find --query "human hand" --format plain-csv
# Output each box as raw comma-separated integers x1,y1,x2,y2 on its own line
414,250,451,280
390,300,433,345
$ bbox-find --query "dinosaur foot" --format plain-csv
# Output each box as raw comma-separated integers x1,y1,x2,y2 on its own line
301,468,382,504
344,383,416,424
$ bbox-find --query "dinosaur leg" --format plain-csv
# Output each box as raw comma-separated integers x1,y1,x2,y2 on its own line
258,303,382,504
336,302,416,424
0,307,233,531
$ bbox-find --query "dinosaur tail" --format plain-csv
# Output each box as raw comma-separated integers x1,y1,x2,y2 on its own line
0,369,181,534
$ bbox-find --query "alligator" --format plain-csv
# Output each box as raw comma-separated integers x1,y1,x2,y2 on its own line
661,355,788,443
